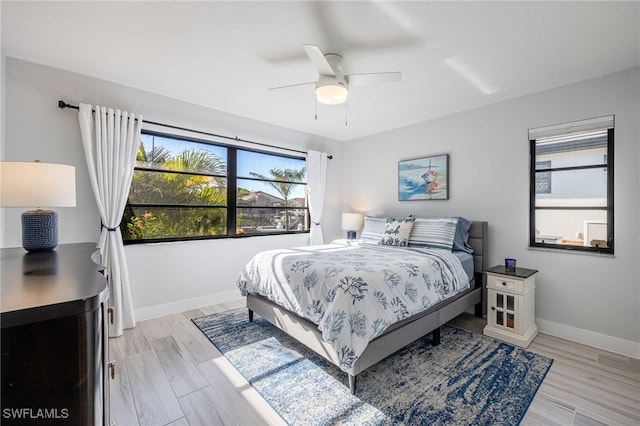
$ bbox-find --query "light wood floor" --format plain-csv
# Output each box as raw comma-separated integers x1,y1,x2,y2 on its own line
109,300,640,425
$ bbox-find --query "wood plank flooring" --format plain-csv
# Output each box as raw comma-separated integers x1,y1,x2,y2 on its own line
110,301,639,425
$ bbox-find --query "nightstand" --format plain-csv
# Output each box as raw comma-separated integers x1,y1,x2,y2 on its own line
483,265,538,348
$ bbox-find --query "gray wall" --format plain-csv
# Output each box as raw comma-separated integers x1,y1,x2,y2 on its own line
1,57,344,318
343,67,640,356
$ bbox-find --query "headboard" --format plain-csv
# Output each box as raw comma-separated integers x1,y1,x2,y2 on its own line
468,221,488,278
468,220,488,315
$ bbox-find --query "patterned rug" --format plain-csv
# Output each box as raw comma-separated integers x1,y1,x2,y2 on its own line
192,308,552,426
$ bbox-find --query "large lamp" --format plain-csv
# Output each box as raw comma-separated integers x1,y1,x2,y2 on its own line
0,161,76,251
341,213,363,240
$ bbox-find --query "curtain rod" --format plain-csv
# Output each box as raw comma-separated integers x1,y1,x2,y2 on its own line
58,100,332,159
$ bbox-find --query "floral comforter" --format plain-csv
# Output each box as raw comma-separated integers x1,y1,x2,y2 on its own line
236,240,470,372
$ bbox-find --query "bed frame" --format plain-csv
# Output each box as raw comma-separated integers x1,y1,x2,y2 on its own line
246,220,488,395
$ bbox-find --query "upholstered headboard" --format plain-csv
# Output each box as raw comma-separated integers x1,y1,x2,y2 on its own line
468,220,488,314
468,221,488,277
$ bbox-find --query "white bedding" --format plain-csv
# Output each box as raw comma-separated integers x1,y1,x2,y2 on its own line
236,240,469,372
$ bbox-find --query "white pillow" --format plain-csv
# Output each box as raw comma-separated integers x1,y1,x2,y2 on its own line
379,217,415,247
360,216,389,242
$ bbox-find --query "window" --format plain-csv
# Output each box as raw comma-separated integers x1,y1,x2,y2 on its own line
529,116,614,254
122,131,308,243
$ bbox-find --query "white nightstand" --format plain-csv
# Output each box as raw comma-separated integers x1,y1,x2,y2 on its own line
483,265,538,348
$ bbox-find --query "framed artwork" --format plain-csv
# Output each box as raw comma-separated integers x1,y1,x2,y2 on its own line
398,153,449,200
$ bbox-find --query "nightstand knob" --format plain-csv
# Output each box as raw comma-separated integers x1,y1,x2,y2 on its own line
502,281,507,286
491,307,496,311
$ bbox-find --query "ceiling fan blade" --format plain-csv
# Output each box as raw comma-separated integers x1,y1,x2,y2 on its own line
303,44,336,76
346,72,402,87
268,81,315,91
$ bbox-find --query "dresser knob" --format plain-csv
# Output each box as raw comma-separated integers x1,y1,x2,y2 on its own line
502,282,507,286
491,307,496,311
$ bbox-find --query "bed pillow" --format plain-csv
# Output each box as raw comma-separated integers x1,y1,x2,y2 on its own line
453,217,474,253
360,216,389,242
408,217,458,251
379,217,415,247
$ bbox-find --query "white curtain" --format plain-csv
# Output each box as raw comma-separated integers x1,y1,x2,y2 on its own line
306,150,328,245
78,103,142,337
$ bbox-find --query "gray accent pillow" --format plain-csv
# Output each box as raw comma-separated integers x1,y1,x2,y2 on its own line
453,217,474,253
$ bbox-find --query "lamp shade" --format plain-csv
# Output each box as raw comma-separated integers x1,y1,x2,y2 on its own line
0,162,76,208
341,213,363,230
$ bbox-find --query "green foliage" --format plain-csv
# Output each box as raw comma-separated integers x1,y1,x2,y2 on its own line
124,145,227,240
123,142,308,240
125,209,226,240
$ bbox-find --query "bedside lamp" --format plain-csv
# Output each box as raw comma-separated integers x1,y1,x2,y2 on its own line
0,161,76,252
341,213,363,240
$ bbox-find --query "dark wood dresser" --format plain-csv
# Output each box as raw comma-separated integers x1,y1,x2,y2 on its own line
1,243,110,425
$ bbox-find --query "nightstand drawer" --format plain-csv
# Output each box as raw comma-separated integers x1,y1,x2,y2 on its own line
488,274,523,292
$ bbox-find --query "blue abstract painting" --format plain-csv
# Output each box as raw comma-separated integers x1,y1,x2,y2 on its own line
399,154,449,200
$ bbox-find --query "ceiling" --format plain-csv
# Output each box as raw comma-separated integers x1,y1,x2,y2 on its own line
2,1,639,142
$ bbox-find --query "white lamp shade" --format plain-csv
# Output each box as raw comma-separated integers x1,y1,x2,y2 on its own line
0,162,76,208
341,213,363,230
316,85,349,105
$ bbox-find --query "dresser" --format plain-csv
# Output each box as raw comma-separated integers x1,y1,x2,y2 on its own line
1,243,110,425
483,265,538,348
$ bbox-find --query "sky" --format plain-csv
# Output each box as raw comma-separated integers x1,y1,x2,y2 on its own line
140,133,306,199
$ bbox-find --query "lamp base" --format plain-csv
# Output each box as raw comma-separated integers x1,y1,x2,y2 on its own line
22,209,58,252
346,230,356,240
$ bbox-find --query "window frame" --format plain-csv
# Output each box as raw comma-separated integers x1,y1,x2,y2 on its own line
529,125,614,254
123,130,309,244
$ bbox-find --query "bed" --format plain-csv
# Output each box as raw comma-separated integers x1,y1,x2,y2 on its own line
237,217,488,394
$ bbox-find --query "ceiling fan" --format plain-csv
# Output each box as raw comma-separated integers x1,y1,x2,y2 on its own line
269,44,401,105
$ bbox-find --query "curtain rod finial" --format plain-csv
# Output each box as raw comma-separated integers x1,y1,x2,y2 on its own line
58,100,79,111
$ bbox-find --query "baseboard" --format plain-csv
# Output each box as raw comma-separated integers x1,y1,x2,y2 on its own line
134,290,242,322
537,318,640,359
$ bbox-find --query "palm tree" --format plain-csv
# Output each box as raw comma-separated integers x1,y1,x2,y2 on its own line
137,141,170,166
249,167,305,230
127,148,228,239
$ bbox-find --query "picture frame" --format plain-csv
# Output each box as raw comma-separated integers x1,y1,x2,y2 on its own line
398,153,449,201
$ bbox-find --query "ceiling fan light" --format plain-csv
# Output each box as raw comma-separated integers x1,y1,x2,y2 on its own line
316,85,348,105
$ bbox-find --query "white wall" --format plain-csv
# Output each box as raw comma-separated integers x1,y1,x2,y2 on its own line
343,67,640,357
3,57,638,358
2,57,344,317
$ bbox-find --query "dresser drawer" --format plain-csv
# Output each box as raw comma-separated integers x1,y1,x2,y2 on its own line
487,274,523,292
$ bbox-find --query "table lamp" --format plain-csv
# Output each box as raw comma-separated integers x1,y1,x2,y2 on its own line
341,213,363,240
0,161,76,251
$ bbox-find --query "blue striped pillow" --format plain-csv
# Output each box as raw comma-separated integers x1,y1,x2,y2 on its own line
408,217,458,251
360,216,389,242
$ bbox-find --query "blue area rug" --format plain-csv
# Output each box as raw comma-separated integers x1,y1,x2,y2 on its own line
192,308,552,425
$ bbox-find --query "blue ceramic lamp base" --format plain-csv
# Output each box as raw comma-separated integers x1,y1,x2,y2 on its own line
22,209,58,252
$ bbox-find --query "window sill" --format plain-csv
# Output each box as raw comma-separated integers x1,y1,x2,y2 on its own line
527,246,614,258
